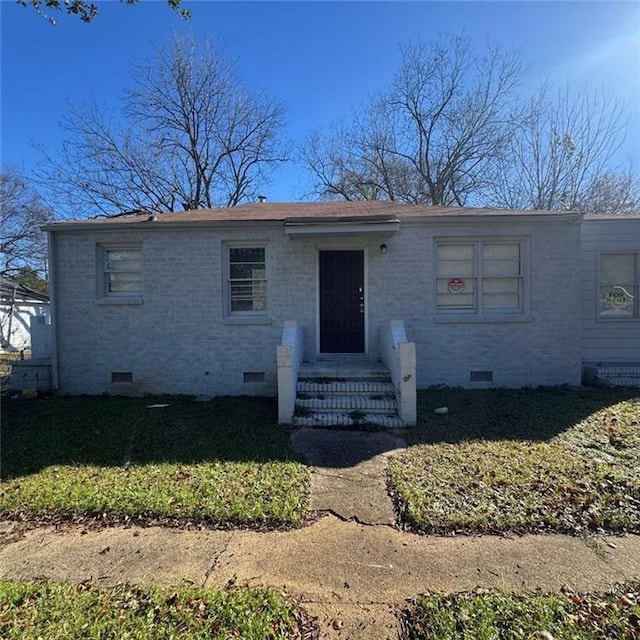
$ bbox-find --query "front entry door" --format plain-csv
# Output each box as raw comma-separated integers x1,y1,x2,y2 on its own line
319,250,365,353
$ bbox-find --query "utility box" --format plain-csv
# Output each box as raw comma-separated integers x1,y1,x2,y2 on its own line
30,315,52,360
10,359,52,392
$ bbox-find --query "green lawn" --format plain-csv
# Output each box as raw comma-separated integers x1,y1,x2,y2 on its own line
403,583,640,640
0,581,310,640
390,387,640,534
1,395,308,527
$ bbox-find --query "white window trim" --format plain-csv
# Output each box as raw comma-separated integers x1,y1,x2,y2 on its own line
223,242,270,320
434,237,530,321
596,250,640,322
96,243,143,304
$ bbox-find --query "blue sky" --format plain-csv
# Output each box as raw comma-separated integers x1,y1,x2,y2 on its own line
1,0,639,203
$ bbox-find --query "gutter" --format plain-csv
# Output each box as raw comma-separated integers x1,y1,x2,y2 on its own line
400,212,584,226
42,218,288,233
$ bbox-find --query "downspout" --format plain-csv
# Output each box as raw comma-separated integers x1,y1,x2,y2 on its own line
48,230,59,390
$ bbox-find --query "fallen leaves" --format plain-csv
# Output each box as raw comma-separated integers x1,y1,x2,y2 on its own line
404,583,640,639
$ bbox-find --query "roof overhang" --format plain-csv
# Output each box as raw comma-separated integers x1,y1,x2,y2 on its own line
284,215,400,239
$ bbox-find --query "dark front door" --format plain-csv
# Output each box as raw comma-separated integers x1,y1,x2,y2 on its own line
319,250,365,353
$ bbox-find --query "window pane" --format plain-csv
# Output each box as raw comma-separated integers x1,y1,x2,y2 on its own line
439,244,474,260
228,247,267,313
600,253,635,284
438,244,475,278
108,272,142,293
483,259,520,276
436,277,476,309
106,250,141,269
600,285,637,318
439,259,475,277
230,248,265,264
230,264,266,279
599,254,637,319
104,247,142,295
483,243,519,260
482,277,521,310
483,244,520,276
230,294,267,312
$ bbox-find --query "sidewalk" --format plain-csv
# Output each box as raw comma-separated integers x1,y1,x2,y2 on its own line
2,518,640,638
2,428,639,639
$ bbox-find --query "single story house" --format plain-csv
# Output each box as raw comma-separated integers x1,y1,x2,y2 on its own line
0,275,49,353
40,202,639,426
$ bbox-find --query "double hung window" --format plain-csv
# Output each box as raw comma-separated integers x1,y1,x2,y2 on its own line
228,247,267,314
436,240,525,315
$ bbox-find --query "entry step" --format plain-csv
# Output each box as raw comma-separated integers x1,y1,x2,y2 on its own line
293,412,406,429
298,360,391,381
296,395,398,414
297,380,395,395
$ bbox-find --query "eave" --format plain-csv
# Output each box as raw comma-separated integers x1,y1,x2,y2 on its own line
284,215,400,238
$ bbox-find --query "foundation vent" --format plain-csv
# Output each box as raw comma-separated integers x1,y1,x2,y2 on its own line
244,372,265,383
470,370,493,382
111,372,133,384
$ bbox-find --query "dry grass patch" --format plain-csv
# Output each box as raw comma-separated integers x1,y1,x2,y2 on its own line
390,389,640,534
403,583,640,640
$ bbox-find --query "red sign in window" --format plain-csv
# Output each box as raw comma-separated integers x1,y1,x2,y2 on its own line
447,278,465,294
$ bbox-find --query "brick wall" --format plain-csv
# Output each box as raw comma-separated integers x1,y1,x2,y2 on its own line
367,218,583,388
52,215,582,396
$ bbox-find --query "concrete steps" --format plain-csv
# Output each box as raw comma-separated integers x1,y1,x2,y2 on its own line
293,360,405,428
583,364,640,388
294,412,406,429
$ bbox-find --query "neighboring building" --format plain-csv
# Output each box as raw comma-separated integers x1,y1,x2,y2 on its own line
39,202,639,424
580,215,640,387
581,215,640,364
0,275,49,353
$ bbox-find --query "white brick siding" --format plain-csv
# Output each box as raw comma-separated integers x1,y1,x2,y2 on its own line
51,215,583,396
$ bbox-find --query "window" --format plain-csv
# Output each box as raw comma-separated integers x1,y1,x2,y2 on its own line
599,252,638,319
101,245,142,297
228,247,267,314
436,240,525,315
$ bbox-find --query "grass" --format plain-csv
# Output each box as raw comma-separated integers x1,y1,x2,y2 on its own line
390,387,640,534
0,581,310,639
1,395,308,527
403,583,640,640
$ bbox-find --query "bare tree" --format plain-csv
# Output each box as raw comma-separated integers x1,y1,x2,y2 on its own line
38,35,287,217
18,0,189,25
576,168,639,214
1,168,51,280
484,87,631,212
301,36,523,206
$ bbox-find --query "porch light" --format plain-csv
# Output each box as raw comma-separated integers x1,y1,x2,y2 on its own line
380,243,387,254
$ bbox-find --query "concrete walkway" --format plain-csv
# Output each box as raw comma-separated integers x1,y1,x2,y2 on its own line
2,427,640,639
290,427,406,525
2,519,640,639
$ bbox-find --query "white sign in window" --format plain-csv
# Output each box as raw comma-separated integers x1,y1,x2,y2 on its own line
599,253,638,319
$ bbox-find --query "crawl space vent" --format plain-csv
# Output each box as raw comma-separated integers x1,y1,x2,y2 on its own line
470,370,493,382
243,372,265,383
111,372,133,384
